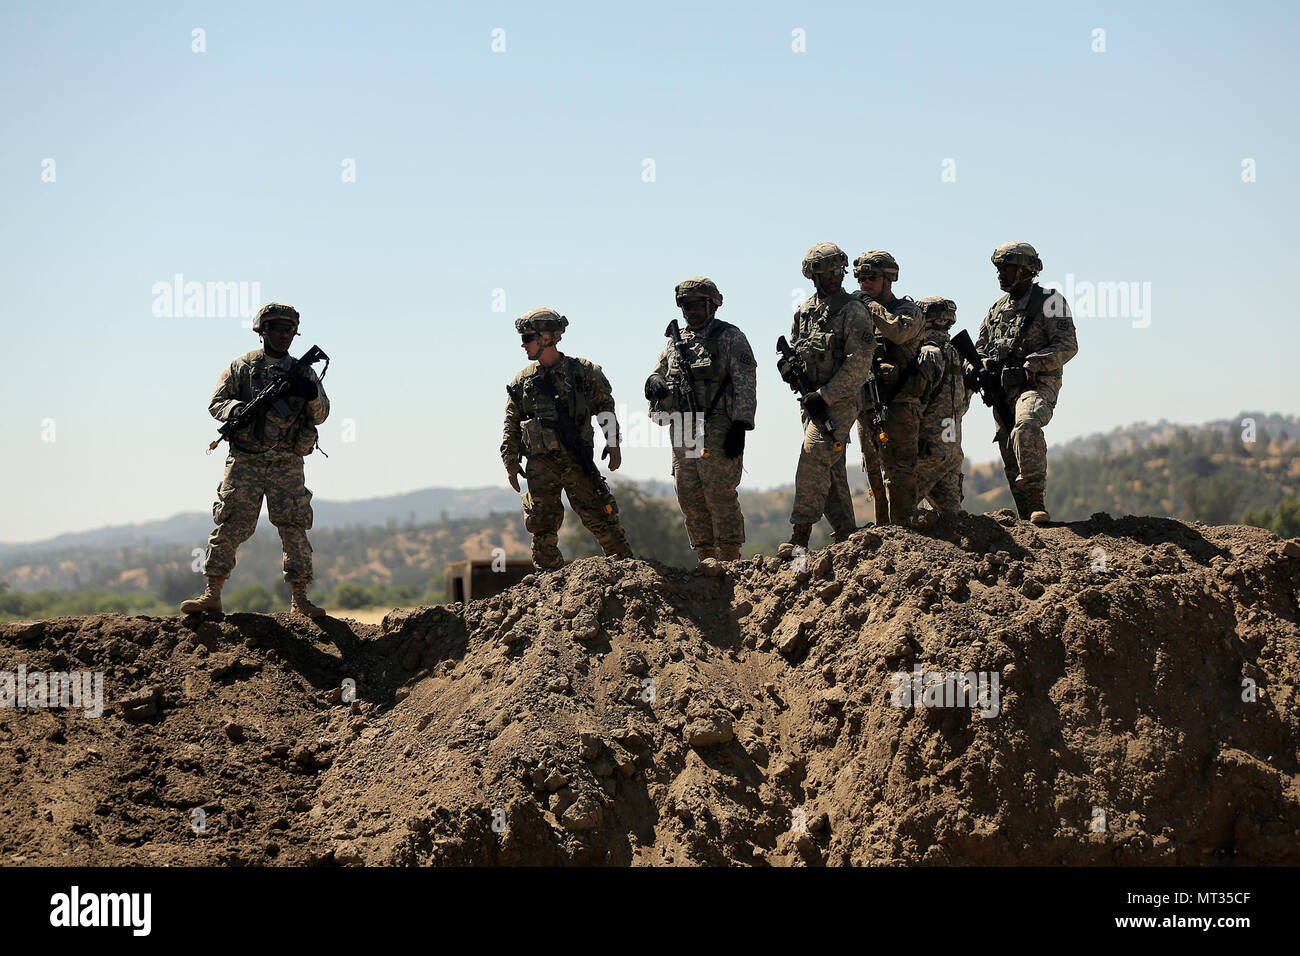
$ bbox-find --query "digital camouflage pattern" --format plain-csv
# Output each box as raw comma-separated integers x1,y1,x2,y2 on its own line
854,292,926,522
976,282,1079,498
501,354,631,568
914,316,972,513
514,307,569,341
650,316,757,549
202,348,330,584
788,290,874,529
990,241,1043,274
250,301,300,334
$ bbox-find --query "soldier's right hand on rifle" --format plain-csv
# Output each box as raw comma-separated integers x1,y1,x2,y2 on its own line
644,373,670,402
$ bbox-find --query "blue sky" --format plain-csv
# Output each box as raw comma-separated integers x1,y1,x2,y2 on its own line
2,1,1298,542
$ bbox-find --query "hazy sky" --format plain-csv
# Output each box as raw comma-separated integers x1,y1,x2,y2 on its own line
2,1,1298,542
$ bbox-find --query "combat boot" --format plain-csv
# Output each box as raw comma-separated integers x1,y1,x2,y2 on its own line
180,575,226,616
1022,488,1050,526
831,525,856,544
717,544,742,562
777,523,812,561
1010,484,1031,519
695,546,717,562
290,582,328,620
908,508,938,530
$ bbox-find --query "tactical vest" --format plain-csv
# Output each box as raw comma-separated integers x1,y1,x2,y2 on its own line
792,290,855,387
663,319,733,417
509,357,596,453
983,285,1057,368
232,351,317,455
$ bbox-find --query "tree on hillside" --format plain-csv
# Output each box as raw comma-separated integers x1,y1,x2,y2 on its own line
1243,494,1300,538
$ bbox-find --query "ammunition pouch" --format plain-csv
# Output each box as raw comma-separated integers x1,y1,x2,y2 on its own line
521,418,561,456
1000,366,1029,392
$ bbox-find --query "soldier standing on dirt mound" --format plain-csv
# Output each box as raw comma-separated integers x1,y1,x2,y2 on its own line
644,277,757,563
501,308,634,570
976,242,1079,524
777,243,875,560
850,250,925,527
182,302,330,619
910,296,972,529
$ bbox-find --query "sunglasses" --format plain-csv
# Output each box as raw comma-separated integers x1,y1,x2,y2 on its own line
521,333,539,344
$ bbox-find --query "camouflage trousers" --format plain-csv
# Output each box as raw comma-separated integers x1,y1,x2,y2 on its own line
672,442,744,549
917,454,964,511
791,409,854,531
917,424,965,512
852,402,921,523
202,449,314,583
522,450,632,570
998,379,1060,495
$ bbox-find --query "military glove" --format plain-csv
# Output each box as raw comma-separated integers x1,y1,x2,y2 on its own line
601,446,622,471
644,373,670,402
801,393,829,421
286,374,318,400
723,422,747,459
506,462,522,493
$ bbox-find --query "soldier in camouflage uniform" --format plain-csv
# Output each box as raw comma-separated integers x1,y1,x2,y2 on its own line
645,278,757,563
777,243,875,559
502,308,633,569
181,302,330,618
850,250,925,526
976,242,1079,524
910,296,972,529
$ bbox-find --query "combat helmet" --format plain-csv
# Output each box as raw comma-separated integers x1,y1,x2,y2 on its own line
674,277,723,308
852,250,900,282
251,302,300,334
515,307,569,342
915,296,957,330
991,241,1042,275
801,242,849,279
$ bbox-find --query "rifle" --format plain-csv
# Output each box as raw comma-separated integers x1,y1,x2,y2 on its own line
775,335,838,444
532,364,616,515
951,329,1015,439
209,344,329,452
664,320,708,457
864,352,888,444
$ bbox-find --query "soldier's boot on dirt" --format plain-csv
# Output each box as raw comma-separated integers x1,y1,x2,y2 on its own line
869,477,890,525
777,523,813,561
180,575,226,616
694,546,717,562
831,524,856,544
717,544,742,561
290,582,328,619
909,508,938,530
1022,488,1050,526
1010,484,1031,519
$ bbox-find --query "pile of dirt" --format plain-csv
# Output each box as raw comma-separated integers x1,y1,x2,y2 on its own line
2,511,1298,866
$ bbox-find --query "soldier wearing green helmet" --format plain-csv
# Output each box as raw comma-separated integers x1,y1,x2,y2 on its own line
645,277,757,563
501,308,633,569
777,242,875,560
849,249,926,527
909,296,972,529
975,242,1079,524
181,301,330,619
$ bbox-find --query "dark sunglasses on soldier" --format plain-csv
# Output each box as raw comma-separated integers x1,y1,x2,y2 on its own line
521,333,539,344
264,320,297,334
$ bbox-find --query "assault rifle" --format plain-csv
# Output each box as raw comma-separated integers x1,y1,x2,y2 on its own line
775,335,837,440
951,329,1015,438
664,320,702,421
209,344,329,452
864,354,888,444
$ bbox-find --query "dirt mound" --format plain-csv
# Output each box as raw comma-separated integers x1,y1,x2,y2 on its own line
3,513,1298,866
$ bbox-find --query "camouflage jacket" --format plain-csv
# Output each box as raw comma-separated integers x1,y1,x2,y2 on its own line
855,292,926,404
208,348,329,455
917,330,972,460
790,290,875,422
976,283,1079,382
649,317,758,430
501,354,617,466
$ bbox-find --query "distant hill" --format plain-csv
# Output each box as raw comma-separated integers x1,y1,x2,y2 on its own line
1052,412,1298,457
